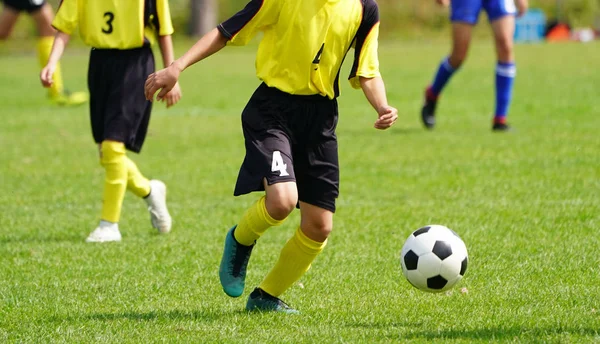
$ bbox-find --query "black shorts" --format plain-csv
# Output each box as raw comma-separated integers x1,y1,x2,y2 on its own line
2,0,45,13
234,83,340,213
88,46,154,153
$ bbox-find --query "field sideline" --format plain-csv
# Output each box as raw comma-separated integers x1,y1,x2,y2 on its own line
1,40,599,342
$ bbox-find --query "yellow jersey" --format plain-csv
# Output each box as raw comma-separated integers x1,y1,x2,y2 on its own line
53,0,174,50
218,0,381,99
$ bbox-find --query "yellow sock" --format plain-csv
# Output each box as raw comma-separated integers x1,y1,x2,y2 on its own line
37,36,64,97
233,196,285,246
125,157,150,198
259,227,327,297
100,141,127,223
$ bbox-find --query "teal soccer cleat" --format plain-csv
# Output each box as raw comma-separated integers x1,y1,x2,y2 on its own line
219,226,254,297
246,288,299,314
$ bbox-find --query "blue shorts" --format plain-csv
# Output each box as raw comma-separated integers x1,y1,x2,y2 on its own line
451,0,516,24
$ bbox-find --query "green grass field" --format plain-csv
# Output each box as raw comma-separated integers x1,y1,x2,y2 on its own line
1,40,599,343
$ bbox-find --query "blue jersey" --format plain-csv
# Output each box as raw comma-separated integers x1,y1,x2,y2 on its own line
451,0,516,24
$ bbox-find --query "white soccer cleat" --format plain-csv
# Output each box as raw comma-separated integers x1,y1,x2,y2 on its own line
145,180,172,233
86,222,122,243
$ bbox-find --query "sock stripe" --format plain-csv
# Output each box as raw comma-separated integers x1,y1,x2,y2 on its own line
496,64,516,78
442,58,456,72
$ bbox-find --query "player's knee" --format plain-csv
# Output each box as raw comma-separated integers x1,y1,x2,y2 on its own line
265,194,297,220
99,141,126,166
302,220,332,242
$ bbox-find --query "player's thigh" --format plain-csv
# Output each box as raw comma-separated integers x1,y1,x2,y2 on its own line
450,0,483,25
29,2,54,37
299,201,333,242
241,88,297,188
0,5,20,39
295,136,339,215
234,92,298,201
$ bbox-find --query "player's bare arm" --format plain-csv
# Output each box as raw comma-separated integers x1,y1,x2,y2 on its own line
359,76,398,130
516,0,529,17
157,34,181,108
145,28,228,102
436,0,450,7
40,30,70,87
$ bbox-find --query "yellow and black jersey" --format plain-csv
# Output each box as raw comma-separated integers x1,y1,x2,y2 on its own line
53,0,174,50
218,0,381,99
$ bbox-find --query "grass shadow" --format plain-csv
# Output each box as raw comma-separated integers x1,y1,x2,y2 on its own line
83,308,246,323
392,326,600,341
0,234,85,244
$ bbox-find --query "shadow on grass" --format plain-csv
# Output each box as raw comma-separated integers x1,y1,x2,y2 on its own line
0,234,85,244
340,126,424,137
392,326,600,341
83,309,246,323
345,320,600,340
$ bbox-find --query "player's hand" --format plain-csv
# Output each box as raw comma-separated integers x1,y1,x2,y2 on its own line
40,64,56,88
436,0,450,7
516,0,528,17
145,63,181,102
160,81,182,108
374,105,398,130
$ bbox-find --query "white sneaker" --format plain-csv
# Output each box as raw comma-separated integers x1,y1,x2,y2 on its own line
86,221,122,243
145,180,172,233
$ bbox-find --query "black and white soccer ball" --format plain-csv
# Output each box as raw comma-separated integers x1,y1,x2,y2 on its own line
401,225,468,293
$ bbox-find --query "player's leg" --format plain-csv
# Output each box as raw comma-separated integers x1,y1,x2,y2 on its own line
490,14,517,131
126,47,172,233
247,202,331,314
0,5,20,40
123,156,172,234
220,182,297,298
219,85,298,297
246,96,339,314
422,0,479,129
31,2,88,105
85,140,127,243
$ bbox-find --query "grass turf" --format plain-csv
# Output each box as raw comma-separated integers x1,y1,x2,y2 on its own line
1,40,599,343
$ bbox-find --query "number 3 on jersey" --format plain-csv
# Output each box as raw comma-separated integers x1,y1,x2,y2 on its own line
271,151,289,177
102,12,114,34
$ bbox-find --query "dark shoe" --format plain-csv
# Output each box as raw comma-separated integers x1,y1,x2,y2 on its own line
219,226,254,297
421,88,437,129
492,122,511,131
246,288,299,314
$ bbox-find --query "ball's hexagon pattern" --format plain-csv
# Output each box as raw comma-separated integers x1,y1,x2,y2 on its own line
403,250,419,270
401,235,432,256
416,253,441,277
427,275,448,290
400,225,469,293
460,257,468,276
413,226,431,236
404,270,427,290
432,240,452,260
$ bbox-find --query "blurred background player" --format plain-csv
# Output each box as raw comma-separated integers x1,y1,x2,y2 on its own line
145,0,398,313
0,0,87,105
421,0,528,131
40,0,182,242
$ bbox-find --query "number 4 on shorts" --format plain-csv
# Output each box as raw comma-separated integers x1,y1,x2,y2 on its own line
271,151,289,177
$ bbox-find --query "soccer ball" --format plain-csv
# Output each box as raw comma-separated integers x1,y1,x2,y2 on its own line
400,225,468,292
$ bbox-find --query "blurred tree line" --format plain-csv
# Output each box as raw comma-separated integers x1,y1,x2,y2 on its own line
12,0,600,38
179,0,600,35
